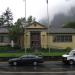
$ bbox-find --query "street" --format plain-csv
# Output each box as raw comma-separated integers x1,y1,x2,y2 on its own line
0,61,75,75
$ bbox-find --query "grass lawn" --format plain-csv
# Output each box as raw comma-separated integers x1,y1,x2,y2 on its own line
0,46,70,57
41,52,66,56
0,53,24,57
0,51,67,57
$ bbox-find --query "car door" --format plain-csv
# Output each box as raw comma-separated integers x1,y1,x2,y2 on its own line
21,56,33,64
26,56,35,63
73,53,75,61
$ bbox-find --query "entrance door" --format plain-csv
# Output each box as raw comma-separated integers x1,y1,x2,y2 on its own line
30,31,41,50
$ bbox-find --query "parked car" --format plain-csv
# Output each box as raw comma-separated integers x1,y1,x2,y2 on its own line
62,49,75,65
8,55,44,66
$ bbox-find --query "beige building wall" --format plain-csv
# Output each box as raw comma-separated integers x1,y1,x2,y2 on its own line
24,31,30,49
24,32,75,49
41,32,47,48
72,35,75,49
48,34,74,49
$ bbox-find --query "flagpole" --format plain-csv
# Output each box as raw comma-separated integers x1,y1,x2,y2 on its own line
23,0,26,21
23,0,26,53
25,0,26,53
46,0,50,53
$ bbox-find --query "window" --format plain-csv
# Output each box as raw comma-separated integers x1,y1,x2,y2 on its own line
0,36,4,42
0,35,10,43
53,35,72,42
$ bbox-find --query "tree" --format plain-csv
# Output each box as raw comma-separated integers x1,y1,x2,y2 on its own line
10,16,35,38
0,8,13,27
14,18,24,34
3,8,13,47
0,15,5,26
9,16,35,47
3,8,13,27
27,16,35,25
27,16,33,24
63,21,75,28
8,18,25,47
0,8,13,47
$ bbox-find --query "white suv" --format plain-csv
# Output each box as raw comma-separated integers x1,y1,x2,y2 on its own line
62,50,75,65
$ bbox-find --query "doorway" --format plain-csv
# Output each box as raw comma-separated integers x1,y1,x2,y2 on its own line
30,31,41,50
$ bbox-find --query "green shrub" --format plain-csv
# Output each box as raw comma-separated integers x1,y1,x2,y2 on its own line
65,47,72,52
26,48,32,53
40,48,49,53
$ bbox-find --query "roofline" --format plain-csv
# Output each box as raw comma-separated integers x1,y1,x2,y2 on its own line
25,21,47,28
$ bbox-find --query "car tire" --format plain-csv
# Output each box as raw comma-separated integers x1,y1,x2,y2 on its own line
13,62,17,66
33,62,37,66
69,60,74,65
9,62,13,66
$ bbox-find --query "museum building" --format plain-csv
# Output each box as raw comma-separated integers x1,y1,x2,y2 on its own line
0,21,75,49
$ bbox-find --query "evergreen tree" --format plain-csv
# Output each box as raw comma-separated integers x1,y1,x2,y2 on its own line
3,8,13,26
0,15,5,26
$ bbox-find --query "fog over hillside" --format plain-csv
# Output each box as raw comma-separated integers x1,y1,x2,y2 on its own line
39,0,75,27
51,6,75,27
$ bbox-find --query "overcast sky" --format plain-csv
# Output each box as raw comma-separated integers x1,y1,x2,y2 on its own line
0,0,75,23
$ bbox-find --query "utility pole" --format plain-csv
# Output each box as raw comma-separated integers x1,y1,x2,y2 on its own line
46,0,50,53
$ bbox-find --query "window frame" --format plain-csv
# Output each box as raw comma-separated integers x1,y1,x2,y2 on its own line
53,34,72,42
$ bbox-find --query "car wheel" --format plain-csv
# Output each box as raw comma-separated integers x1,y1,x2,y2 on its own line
69,60,74,65
33,62,37,66
9,62,13,66
13,62,17,66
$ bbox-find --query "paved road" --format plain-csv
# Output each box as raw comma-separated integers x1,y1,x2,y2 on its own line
0,61,75,75
0,72,75,75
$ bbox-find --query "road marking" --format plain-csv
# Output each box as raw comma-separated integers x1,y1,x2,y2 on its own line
0,71,75,74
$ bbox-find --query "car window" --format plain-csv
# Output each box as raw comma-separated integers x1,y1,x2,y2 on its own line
26,56,35,58
73,53,75,56
20,55,39,59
